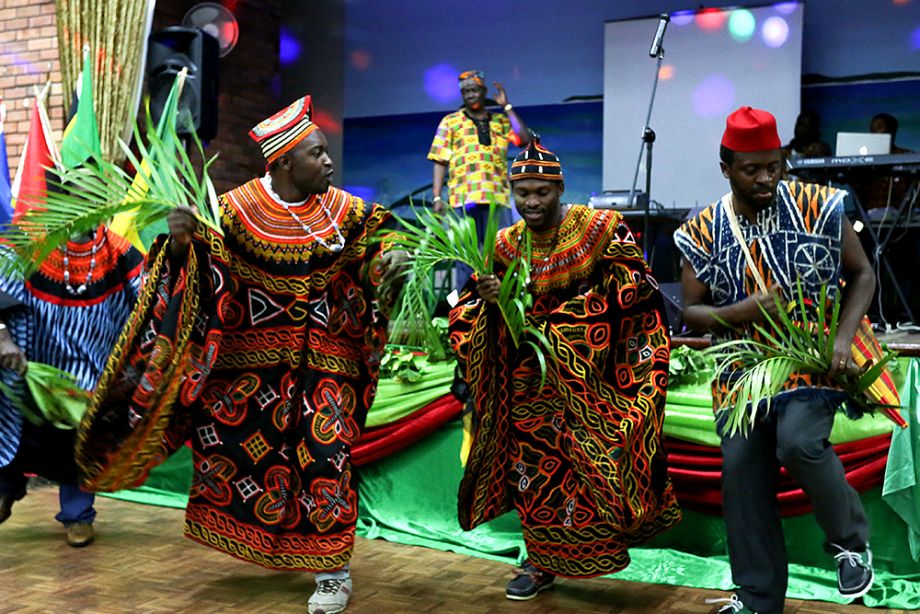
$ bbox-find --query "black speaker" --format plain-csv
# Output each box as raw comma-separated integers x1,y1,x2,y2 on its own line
147,27,219,141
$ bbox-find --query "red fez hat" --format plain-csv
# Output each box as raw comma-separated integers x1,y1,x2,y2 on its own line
721,106,782,152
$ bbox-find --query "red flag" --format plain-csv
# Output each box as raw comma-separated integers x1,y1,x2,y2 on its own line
12,93,58,223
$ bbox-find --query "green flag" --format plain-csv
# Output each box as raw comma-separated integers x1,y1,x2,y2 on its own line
61,46,102,167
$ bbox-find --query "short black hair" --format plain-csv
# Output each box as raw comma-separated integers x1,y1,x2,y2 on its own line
872,113,898,136
719,145,734,166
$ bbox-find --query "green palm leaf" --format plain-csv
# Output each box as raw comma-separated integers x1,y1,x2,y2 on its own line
1,70,222,277
708,280,899,436
379,198,553,387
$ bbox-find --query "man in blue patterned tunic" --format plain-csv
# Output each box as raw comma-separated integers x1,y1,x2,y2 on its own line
675,107,877,614
0,225,142,546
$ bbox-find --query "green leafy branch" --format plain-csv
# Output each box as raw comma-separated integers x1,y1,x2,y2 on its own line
707,281,899,437
0,362,91,429
1,70,221,276
380,199,553,387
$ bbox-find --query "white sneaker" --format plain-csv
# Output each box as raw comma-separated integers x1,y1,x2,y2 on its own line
308,577,352,614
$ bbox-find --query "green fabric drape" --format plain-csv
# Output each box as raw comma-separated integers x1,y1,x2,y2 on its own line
366,359,456,428
884,358,920,561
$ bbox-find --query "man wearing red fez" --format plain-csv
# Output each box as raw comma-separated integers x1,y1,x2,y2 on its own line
675,107,877,613
77,95,407,614
429,70,531,286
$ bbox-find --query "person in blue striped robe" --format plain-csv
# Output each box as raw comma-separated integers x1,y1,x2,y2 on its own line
0,225,142,546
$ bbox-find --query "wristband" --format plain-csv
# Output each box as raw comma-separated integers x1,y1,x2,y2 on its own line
0,322,6,331
432,195,443,202
503,103,513,113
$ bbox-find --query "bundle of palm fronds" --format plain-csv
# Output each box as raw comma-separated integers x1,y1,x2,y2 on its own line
381,200,552,385
708,282,903,437
0,362,91,429
1,69,221,276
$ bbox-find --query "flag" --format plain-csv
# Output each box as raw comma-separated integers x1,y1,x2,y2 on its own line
0,102,12,226
110,69,188,252
60,46,102,168
11,84,59,224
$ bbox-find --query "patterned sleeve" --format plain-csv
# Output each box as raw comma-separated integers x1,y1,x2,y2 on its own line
427,115,453,163
673,206,716,285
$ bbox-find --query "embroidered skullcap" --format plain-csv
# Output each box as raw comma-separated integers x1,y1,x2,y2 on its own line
458,69,485,88
249,95,319,164
510,138,563,182
721,106,782,152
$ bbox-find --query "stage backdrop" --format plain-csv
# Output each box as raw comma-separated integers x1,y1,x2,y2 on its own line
602,4,803,210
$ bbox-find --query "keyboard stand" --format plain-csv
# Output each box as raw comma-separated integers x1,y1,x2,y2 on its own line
847,179,919,327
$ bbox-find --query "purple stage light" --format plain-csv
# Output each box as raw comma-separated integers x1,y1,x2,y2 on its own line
912,25,920,50
280,27,301,65
424,63,460,104
762,16,790,48
671,10,695,26
693,75,735,118
773,2,799,15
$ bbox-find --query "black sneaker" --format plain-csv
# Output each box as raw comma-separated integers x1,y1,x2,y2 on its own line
505,560,555,601
833,543,874,599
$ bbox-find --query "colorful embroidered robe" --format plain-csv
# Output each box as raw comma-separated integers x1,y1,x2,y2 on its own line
449,205,680,578
77,181,389,571
0,226,142,466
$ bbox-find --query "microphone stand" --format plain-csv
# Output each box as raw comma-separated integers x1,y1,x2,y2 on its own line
627,45,665,259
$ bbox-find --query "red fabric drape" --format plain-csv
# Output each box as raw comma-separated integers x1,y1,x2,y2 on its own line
666,434,891,516
353,395,462,466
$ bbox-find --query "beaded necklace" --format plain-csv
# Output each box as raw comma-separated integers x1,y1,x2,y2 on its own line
62,235,100,295
518,204,568,285
260,175,346,252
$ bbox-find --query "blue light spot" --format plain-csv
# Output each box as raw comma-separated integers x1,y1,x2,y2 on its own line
671,10,695,26
280,27,301,65
773,2,799,15
343,185,376,202
424,63,460,104
912,25,920,50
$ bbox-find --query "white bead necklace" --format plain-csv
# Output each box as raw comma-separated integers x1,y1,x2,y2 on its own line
260,175,346,252
62,238,99,295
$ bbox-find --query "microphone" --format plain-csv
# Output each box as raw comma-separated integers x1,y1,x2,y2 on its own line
648,13,670,57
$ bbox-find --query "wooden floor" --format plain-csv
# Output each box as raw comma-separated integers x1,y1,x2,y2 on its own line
0,482,907,614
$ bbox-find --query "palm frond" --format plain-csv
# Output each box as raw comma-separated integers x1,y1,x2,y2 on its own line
707,280,900,437
379,198,553,386
0,71,221,276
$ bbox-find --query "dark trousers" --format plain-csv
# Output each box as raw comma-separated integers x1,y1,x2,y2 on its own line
0,420,95,525
720,389,869,614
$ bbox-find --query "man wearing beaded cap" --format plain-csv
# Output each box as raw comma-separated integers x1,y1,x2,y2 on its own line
0,226,143,547
76,95,406,614
449,140,680,601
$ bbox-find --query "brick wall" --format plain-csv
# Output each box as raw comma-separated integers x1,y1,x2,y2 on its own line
0,0,280,193
0,2,64,167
